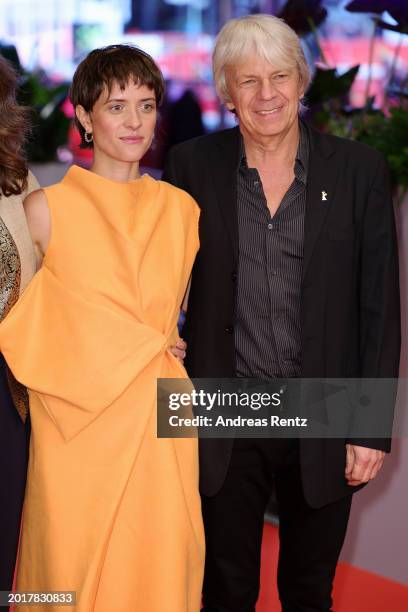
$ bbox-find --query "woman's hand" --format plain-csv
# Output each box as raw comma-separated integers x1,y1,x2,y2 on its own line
170,338,187,364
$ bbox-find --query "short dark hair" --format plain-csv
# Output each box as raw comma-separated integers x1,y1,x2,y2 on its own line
70,44,165,149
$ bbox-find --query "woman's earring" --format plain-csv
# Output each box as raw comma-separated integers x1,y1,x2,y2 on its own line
84,131,93,143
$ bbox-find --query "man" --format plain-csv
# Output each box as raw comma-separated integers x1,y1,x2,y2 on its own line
163,14,400,612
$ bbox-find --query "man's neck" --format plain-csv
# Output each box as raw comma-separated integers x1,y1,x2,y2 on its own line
243,120,300,170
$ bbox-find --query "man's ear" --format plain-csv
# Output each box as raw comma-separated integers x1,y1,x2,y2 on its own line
75,105,92,134
225,101,236,113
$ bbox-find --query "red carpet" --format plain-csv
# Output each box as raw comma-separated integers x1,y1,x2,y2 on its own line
257,523,408,611
11,522,408,611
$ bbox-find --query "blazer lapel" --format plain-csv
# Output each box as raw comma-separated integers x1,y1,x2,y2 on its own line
209,123,340,271
302,122,340,279
211,127,241,262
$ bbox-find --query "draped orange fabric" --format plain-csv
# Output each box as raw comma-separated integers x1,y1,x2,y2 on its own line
0,166,205,611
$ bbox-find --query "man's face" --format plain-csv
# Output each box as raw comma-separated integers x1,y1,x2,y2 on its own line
225,55,303,145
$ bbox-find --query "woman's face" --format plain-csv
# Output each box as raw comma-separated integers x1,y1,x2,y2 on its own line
76,79,157,166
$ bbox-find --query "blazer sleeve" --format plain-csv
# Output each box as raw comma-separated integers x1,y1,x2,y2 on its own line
162,147,181,189
347,154,401,451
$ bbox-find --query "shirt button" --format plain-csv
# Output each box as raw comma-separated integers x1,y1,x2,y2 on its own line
224,326,234,334
267,223,274,230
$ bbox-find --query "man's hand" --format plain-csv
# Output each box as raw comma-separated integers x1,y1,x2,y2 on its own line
345,444,385,486
169,338,187,364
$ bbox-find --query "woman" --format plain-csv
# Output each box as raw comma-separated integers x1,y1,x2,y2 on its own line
0,55,39,600
0,45,204,611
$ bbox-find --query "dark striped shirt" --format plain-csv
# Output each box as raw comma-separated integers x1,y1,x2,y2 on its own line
235,122,309,379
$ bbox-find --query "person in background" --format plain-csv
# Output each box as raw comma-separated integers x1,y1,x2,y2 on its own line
0,54,39,604
163,14,400,612
0,45,204,611
165,88,205,151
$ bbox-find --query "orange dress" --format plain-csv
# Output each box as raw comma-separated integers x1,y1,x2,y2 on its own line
0,166,205,611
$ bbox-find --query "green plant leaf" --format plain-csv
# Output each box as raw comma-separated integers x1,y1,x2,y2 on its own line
306,65,360,106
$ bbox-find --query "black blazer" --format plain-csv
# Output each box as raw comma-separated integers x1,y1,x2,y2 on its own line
162,121,401,508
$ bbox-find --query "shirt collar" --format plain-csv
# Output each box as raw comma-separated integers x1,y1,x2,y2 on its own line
295,120,309,184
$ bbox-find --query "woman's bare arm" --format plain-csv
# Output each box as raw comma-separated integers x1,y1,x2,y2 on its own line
23,189,51,268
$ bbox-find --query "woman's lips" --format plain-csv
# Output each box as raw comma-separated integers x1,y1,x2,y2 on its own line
120,136,144,143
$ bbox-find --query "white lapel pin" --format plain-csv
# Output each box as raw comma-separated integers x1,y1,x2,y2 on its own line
321,191,328,202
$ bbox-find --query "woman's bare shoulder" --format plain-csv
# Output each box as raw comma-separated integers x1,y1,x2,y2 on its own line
24,187,47,206
23,188,49,221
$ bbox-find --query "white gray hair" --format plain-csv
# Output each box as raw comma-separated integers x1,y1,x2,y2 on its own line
213,14,311,105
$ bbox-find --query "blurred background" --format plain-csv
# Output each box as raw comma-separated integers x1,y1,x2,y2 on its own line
1,1,407,609
0,0,407,194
